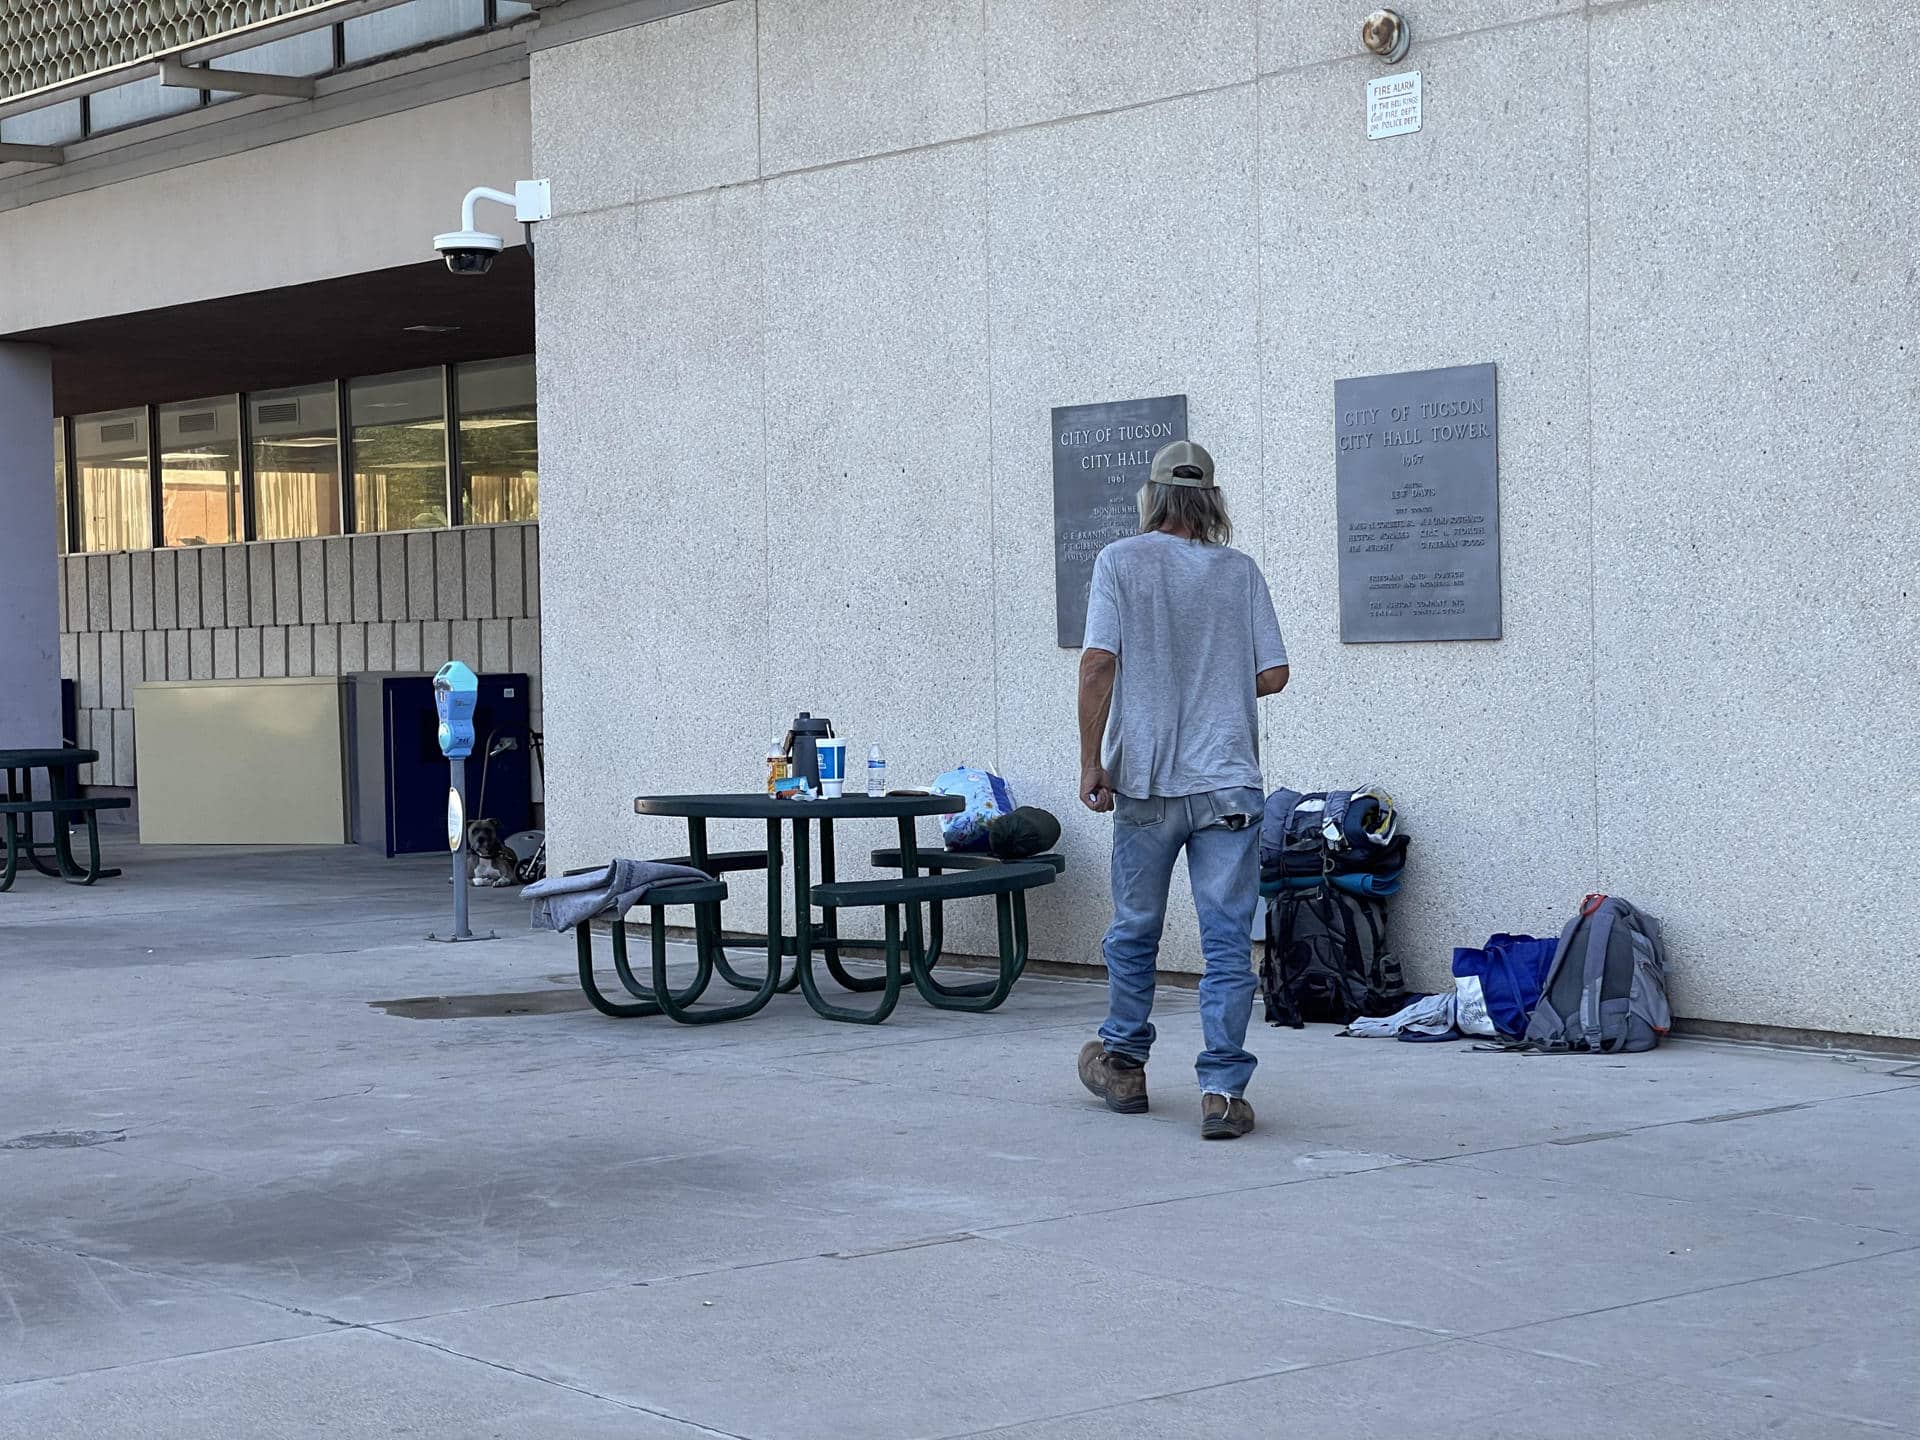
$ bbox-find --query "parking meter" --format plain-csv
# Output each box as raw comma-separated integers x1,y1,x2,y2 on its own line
428,661,494,942
433,661,478,760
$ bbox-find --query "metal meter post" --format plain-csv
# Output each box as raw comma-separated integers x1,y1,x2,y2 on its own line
429,661,495,942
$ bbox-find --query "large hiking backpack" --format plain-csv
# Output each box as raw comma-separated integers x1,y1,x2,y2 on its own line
1522,895,1672,1052
1261,884,1409,1028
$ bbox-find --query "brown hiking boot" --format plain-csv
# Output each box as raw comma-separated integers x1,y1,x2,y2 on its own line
1201,1093,1255,1140
1078,1040,1148,1114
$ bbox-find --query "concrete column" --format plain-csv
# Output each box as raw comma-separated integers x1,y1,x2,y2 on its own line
0,343,60,746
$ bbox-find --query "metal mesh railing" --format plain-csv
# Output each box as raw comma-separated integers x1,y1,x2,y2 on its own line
0,1,339,102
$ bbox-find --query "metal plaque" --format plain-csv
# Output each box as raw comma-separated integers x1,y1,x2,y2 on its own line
1335,363,1500,643
1052,394,1188,648
1366,71,1422,140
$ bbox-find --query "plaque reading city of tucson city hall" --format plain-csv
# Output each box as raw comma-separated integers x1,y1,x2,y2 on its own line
1334,363,1500,643
1052,394,1188,647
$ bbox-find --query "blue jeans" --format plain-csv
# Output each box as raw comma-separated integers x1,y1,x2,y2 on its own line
1098,787,1264,1097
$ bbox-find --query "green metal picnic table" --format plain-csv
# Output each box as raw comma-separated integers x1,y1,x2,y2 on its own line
0,747,128,890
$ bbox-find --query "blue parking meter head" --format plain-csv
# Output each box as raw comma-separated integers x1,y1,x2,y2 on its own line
432,661,480,759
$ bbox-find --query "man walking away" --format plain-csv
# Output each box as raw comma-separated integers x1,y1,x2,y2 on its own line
1075,440,1290,1139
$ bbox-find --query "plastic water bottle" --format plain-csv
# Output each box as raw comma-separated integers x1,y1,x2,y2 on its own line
866,744,887,797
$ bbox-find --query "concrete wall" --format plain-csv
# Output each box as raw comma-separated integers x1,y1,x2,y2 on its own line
55,525,542,794
0,83,531,334
530,0,1918,1038
0,344,61,746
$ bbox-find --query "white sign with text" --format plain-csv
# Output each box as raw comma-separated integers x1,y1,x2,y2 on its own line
1366,71,1422,140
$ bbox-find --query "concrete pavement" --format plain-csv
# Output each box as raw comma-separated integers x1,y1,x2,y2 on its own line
2,844,1915,1438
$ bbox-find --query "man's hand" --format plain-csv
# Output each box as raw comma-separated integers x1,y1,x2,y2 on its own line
1081,764,1114,813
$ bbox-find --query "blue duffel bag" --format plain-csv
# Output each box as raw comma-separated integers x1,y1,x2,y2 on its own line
1452,934,1557,1038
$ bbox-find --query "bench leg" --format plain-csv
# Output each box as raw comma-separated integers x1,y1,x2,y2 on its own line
576,921,667,1018
58,806,118,885
654,900,785,1024
908,891,1030,1012
1,811,18,892
791,906,901,1024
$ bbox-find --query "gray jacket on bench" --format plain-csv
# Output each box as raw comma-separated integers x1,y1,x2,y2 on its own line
525,859,710,932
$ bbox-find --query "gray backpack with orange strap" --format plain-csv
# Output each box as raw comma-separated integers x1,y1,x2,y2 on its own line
1522,895,1672,1053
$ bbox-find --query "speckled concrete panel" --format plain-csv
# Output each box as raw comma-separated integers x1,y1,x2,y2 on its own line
339,622,366,676
213,628,237,679
1254,23,1593,992
188,629,214,680
172,547,200,630
378,534,408,621
433,531,464,621
351,535,381,623
98,633,122,708
530,0,757,215
261,626,287,678
986,0,1255,129
393,620,422,672
197,548,225,628
107,552,131,630
223,541,250,625
76,632,99,707
299,539,327,623
1258,0,1580,72
248,544,274,626
509,618,540,675
118,631,143,692
366,621,394,672
759,0,984,172
326,537,353,623
758,148,994,940
150,550,177,630
987,89,1262,969
85,555,108,630
165,630,189,681
446,620,478,671
462,529,494,619
64,557,86,635
480,619,510,674
535,198,767,887
237,627,262,679
1588,0,1919,1038
128,550,153,630
494,525,525,617
405,533,436,621
143,632,166,685
273,542,301,626
312,624,339,676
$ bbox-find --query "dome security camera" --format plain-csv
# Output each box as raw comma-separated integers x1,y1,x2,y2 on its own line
432,180,551,276
433,228,505,276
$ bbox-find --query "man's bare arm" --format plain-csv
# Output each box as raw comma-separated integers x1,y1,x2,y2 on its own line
1256,664,1290,698
1078,647,1118,812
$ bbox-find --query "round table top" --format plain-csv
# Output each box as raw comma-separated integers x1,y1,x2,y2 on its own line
634,792,963,821
0,748,96,768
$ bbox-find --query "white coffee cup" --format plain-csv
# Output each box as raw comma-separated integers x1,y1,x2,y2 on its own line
817,738,848,798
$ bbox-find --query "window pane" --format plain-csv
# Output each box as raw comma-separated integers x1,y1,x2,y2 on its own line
343,0,486,64
457,356,538,525
350,369,448,534
2,100,83,148
53,421,69,556
158,397,242,548
251,385,342,541
73,409,151,553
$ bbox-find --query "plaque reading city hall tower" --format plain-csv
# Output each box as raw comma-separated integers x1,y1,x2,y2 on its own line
1334,362,1500,643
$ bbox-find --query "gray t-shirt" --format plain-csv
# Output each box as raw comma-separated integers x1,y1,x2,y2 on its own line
1083,531,1288,800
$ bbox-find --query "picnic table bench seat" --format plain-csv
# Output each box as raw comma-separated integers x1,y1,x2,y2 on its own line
868,846,1066,875
0,791,129,890
574,874,790,1025
811,861,1056,1016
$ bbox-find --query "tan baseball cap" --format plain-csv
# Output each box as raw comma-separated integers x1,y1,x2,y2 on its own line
1148,439,1216,488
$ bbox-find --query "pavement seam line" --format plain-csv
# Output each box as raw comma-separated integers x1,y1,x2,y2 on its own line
369,1326,753,1438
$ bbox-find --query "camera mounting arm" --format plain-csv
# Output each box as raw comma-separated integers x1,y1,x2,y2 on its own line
433,179,552,274
462,180,552,232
